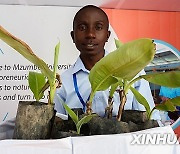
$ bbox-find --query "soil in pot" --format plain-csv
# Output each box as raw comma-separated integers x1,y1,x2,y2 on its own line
13,101,56,139
121,110,159,132
87,116,130,135
51,109,159,138
51,108,85,139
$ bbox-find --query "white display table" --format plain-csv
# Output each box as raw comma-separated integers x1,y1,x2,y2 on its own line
0,125,179,154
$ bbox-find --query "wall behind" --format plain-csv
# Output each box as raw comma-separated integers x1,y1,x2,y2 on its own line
104,9,180,50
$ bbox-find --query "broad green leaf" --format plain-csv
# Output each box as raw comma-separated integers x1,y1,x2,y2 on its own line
49,42,60,104
89,76,118,102
76,114,96,134
155,100,176,112
53,42,60,76
89,38,155,95
130,86,151,116
115,39,123,48
109,39,123,98
167,96,180,106
141,71,180,87
109,78,123,97
91,75,118,92
61,102,78,124
0,26,54,85
28,72,46,101
109,83,119,98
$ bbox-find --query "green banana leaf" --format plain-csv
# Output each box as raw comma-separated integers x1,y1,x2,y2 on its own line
155,96,180,111
130,86,151,117
61,101,79,124
76,114,96,134
109,39,124,97
169,96,180,106
53,42,60,77
49,42,60,103
0,25,54,84
155,101,176,112
109,39,123,98
28,72,46,101
109,78,123,97
89,38,155,98
61,99,96,134
140,71,180,87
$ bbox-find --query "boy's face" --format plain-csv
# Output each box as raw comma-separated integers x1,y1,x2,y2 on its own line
71,7,110,57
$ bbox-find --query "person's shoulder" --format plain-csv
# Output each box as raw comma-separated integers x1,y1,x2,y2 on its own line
134,69,146,79
61,65,74,79
138,69,146,75
57,66,74,88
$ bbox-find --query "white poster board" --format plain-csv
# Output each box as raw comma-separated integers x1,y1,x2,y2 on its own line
0,5,117,121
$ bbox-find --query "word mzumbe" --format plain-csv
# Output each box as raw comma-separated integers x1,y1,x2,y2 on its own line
131,133,179,145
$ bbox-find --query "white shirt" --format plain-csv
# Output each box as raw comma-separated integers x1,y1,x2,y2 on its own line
54,53,161,120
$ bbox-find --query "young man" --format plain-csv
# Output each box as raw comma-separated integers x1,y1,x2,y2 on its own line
54,5,160,120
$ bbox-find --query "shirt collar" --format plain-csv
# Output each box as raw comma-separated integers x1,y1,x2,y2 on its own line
72,50,109,74
72,57,89,74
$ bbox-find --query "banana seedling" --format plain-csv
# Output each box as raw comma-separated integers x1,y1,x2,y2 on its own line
0,25,61,104
87,38,180,121
59,98,96,134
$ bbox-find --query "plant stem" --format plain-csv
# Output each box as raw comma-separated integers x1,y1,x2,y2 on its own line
148,107,155,120
48,91,51,104
117,90,126,121
124,76,142,93
86,91,94,115
86,100,92,115
105,96,113,118
77,127,80,135
56,74,62,88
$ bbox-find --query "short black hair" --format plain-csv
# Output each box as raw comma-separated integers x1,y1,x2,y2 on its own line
73,5,109,30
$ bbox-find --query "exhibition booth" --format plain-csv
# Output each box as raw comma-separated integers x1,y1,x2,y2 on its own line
0,0,179,153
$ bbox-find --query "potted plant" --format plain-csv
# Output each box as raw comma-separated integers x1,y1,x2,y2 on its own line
0,25,61,139
84,38,180,134
55,38,180,137
1,25,180,139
